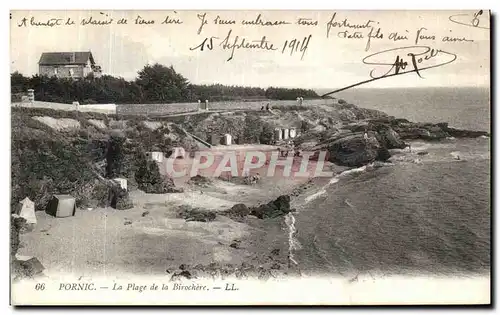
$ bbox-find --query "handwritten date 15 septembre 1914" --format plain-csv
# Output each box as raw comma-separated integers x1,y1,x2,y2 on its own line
190,30,312,62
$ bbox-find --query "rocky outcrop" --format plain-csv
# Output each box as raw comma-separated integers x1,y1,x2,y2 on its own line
441,124,489,138
318,117,489,168
374,125,407,149
221,203,251,221
317,132,390,167
388,120,489,140
344,120,406,149
250,195,292,219
187,175,213,188
219,195,293,220
177,205,216,222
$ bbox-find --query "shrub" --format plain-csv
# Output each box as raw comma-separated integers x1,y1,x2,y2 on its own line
135,151,179,193
109,186,134,210
271,105,308,111
105,132,126,178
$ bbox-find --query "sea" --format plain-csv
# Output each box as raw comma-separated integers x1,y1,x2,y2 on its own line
287,87,491,277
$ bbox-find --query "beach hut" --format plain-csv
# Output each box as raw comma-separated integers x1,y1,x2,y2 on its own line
223,134,232,145
46,195,76,218
274,128,282,141
18,197,36,225
289,128,297,138
113,178,128,191
282,128,289,140
148,151,164,163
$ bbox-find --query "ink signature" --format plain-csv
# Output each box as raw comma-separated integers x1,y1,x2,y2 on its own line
449,10,489,29
321,46,457,97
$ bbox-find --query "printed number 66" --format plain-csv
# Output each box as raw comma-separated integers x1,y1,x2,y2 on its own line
35,283,45,290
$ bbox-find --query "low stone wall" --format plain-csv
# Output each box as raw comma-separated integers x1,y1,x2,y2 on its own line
116,103,199,116
11,101,116,114
116,99,328,116
12,99,334,116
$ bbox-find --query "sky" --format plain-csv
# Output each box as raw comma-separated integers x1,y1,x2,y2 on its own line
10,10,490,89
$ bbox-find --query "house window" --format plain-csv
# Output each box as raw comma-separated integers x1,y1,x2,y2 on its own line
69,69,74,77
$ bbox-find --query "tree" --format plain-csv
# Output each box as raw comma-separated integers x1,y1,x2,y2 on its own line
135,63,189,103
10,72,29,94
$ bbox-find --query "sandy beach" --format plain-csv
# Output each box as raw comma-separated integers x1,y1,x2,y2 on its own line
16,149,330,280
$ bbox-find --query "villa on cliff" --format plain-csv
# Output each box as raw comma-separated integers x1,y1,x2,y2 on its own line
38,51,102,79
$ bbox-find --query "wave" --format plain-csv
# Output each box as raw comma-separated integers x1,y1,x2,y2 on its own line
304,189,327,203
329,177,340,185
344,199,354,208
304,162,394,205
304,162,396,204
337,165,368,177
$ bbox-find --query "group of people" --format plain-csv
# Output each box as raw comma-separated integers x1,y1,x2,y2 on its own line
261,103,271,111
245,172,261,185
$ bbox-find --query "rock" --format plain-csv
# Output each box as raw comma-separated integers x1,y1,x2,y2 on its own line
177,205,216,222
270,263,281,270
18,257,45,278
389,119,489,140
110,186,133,210
229,240,241,249
221,203,250,221
320,132,390,167
377,126,406,149
250,195,291,219
349,121,406,149
443,126,489,138
124,219,132,225
397,126,447,140
141,211,150,217
272,195,291,213
187,175,212,187
171,270,193,280
417,151,429,156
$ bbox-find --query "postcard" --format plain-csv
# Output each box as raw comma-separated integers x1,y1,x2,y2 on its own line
10,9,490,306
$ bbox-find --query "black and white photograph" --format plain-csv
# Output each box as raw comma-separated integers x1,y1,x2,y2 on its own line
9,9,491,305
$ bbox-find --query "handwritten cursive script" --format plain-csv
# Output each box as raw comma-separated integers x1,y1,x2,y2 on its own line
449,10,489,29
326,13,377,39
321,46,457,96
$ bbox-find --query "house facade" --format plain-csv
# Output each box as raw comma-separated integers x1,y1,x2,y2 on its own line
38,51,102,79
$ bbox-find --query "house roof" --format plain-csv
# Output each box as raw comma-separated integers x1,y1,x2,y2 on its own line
38,52,96,66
